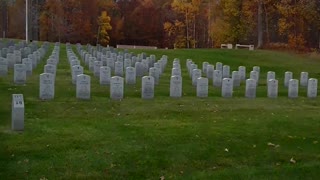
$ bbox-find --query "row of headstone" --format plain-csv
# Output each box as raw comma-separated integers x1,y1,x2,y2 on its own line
39,43,60,100
12,43,50,84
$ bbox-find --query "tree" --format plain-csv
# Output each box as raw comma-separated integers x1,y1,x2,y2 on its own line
97,11,112,46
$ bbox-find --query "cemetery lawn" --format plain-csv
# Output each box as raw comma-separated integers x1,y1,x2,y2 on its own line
1,45,320,179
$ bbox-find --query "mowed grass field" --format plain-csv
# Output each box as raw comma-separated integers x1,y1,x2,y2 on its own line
1,44,320,179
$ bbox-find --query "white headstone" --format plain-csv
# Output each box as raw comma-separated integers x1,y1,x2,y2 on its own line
173,63,181,69
222,65,230,78
189,64,197,78
89,57,96,72
100,66,111,85
268,79,278,98
216,62,223,71
135,62,144,77
44,64,56,76
171,68,181,77
300,72,308,87
115,61,124,77
142,76,155,99
253,66,260,73
39,73,55,100
124,58,131,69
192,69,202,86
72,65,83,84
125,67,136,85
213,70,222,87
232,71,240,87
14,64,26,85
206,65,214,79
0,57,8,76
149,67,160,85
12,94,24,131
284,71,293,87
267,71,275,83
94,61,102,77
170,76,182,98
197,77,208,98
245,79,256,98
47,58,57,66
107,58,115,71
250,71,259,86
110,76,124,100
202,62,209,75
288,79,299,98
307,78,318,98
7,53,15,68
222,78,233,98
238,66,246,81
76,74,91,100
22,58,33,76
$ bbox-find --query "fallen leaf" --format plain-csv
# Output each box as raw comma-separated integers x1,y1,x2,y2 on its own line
290,157,296,164
276,162,281,166
180,171,184,174
224,148,229,152
253,145,256,148
160,176,165,180
313,141,318,144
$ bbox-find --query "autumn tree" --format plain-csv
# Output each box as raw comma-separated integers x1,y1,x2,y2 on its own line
97,11,112,46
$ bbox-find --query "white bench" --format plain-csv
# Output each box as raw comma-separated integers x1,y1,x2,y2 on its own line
236,44,254,51
221,44,233,49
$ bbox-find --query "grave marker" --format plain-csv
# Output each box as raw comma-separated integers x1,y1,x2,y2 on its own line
288,79,299,98
170,76,182,98
268,79,278,98
142,76,155,99
307,78,318,98
197,77,208,98
76,74,91,100
110,76,124,100
222,78,233,98
12,94,24,131
39,73,55,100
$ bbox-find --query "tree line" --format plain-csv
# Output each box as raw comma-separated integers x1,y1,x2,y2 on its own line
1,0,320,50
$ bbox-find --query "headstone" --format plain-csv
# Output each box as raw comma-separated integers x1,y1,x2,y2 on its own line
72,65,83,84
222,65,230,78
76,74,91,100
189,64,197,78
14,64,26,85
206,65,214,79
124,59,131,69
14,50,21,63
142,76,155,99
284,71,293,87
173,63,181,69
197,77,208,98
253,66,260,73
110,76,124,100
170,76,182,98
125,67,136,85
47,58,57,66
135,62,144,77
192,69,202,86
22,58,33,76
202,62,209,75
39,73,55,100
100,66,111,85
213,70,222,87
307,78,318,98
154,63,162,76
288,79,299,98
267,71,275,83
115,61,124,76
28,54,37,69
250,71,259,85
216,62,223,71
44,64,56,76
232,71,240,87
7,53,15,68
149,67,160,85
89,57,96,72
222,78,233,98
268,79,278,98
12,94,24,131
0,58,8,76
300,72,308,87
94,61,102,77
171,68,181,77
238,66,246,81
245,79,256,98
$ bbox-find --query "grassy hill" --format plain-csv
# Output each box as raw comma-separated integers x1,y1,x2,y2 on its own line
1,44,320,179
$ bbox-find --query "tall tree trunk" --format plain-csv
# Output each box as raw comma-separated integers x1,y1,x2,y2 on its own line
185,9,189,48
257,0,263,49
263,3,270,44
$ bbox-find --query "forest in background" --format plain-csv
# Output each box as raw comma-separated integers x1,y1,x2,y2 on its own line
1,0,320,50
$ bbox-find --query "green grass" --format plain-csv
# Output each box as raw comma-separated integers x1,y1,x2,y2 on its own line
1,45,320,179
